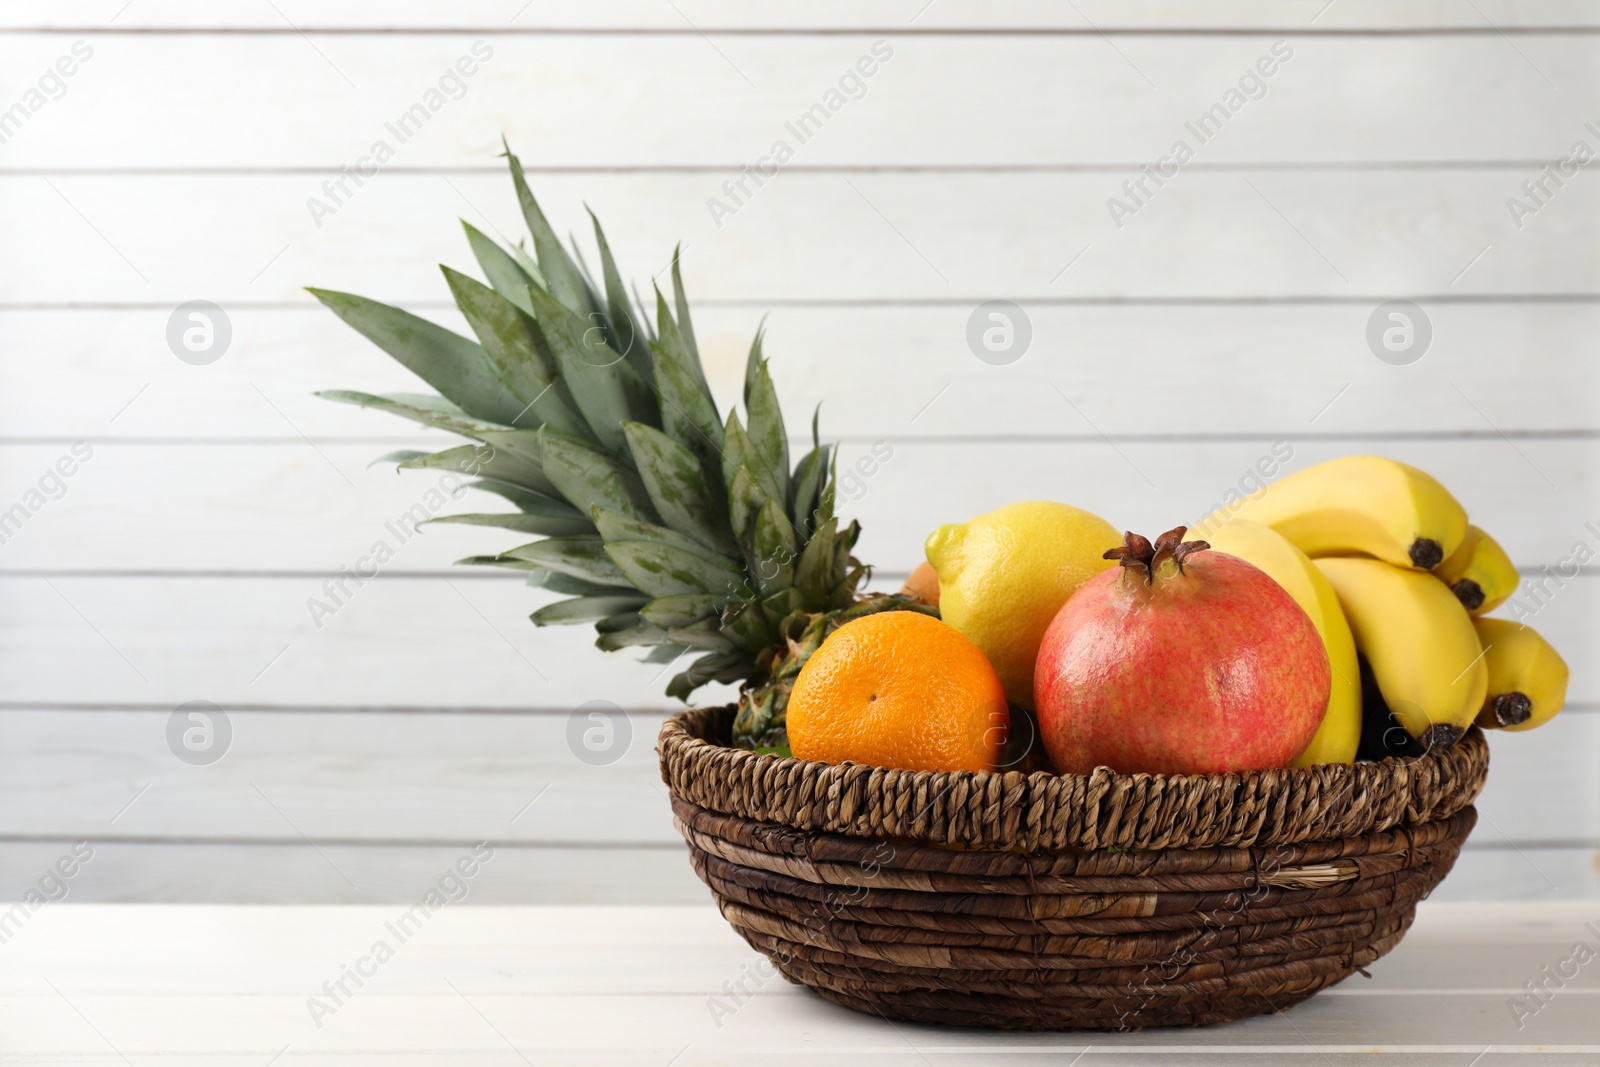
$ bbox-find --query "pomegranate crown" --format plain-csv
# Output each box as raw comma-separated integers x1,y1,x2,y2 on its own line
1104,526,1211,583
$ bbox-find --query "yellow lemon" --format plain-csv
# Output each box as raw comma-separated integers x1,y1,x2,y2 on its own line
925,501,1121,707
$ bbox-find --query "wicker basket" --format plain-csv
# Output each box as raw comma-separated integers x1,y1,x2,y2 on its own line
658,705,1489,1031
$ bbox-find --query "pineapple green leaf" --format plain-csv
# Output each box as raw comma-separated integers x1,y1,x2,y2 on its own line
316,389,506,439
400,443,556,496
504,144,599,319
629,279,658,346
831,520,864,603
795,516,838,604
640,594,719,629
468,477,572,513
751,498,798,598
525,568,636,597
726,465,769,545
594,615,671,651
308,290,529,426
666,650,750,700
592,508,739,566
587,209,653,389
531,595,649,626
756,588,802,632
526,284,656,455
455,480,588,524
509,241,545,288
652,287,688,369
502,536,629,586
425,511,594,537
622,421,737,556
720,598,776,653
670,249,710,393
539,429,658,524
369,449,431,468
456,554,545,572
442,267,593,439
789,443,828,541
832,564,869,608
744,354,790,506
816,448,839,529
603,538,750,600
461,221,541,315
642,643,692,665
742,319,766,405
721,412,756,497
649,340,723,474
664,618,735,652
477,429,562,493
724,409,783,505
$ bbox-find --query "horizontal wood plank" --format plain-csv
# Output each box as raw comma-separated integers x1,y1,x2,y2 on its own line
0,842,705,906
2,904,1599,1059
3,171,1594,306
0,708,681,845
6,1,1600,32
5,302,1598,440
0,34,1595,169
0,706,1588,848
0,902,1594,992
0,439,1591,571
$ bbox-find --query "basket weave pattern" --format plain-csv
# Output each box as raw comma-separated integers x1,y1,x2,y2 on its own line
659,706,1489,1030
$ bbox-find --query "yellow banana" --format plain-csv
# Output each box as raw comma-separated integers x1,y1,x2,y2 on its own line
1435,525,1519,614
1200,455,1467,570
1313,557,1487,749
1203,519,1359,765
1472,618,1568,731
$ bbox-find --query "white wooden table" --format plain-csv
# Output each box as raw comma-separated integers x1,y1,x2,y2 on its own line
1,902,1595,1064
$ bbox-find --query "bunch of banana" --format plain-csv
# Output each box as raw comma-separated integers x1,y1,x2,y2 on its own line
1199,455,1569,763
1472,618,1569,731
1314,557,1486,752
1205,454,1467,569
1436,525,1520,613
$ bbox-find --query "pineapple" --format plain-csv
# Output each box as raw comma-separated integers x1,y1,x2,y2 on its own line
311,146,931,752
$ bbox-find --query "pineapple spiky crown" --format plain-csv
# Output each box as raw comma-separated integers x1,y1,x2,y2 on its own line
309,145,928,748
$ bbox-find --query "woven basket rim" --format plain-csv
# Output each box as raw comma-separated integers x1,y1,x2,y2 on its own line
658,705,1489,852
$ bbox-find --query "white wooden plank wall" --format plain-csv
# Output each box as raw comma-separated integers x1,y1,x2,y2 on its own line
0,1,1595,903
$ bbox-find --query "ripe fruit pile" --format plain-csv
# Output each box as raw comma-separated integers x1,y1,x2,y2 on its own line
789,456,1567,775
312,168,1563,779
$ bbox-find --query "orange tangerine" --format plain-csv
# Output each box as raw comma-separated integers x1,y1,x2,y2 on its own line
787,611,1008,773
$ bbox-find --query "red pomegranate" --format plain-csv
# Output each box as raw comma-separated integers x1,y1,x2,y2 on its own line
1034,527,1330,775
